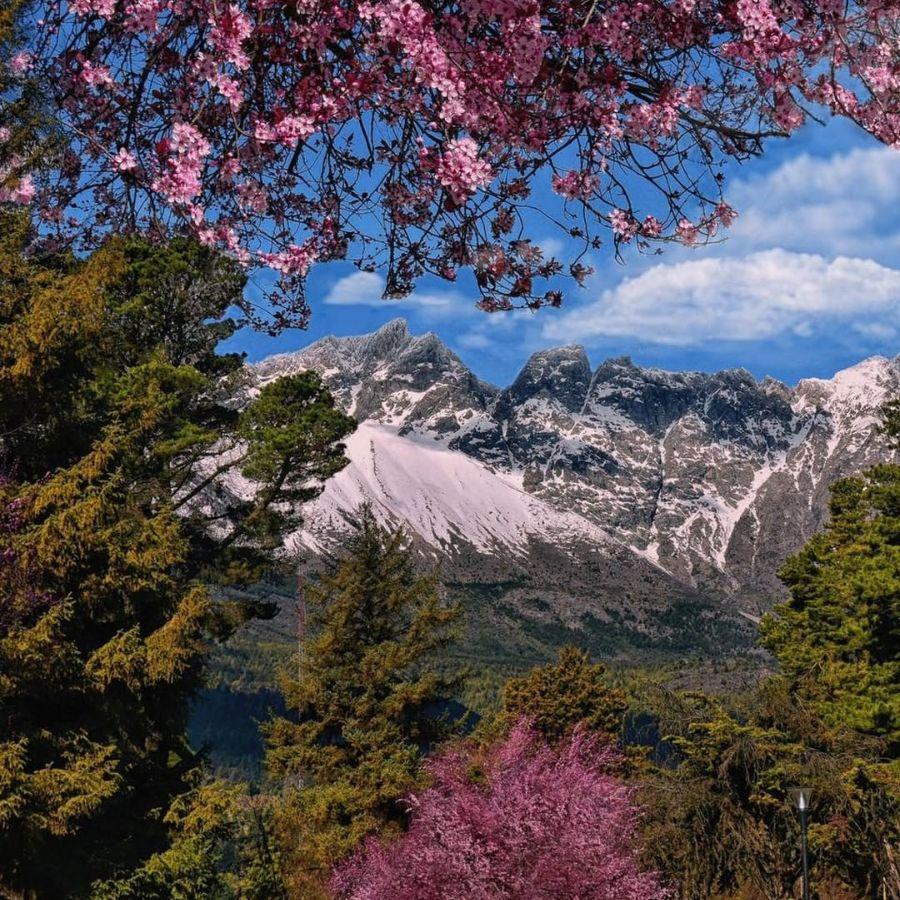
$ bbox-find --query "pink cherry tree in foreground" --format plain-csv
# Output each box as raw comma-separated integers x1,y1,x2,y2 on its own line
330,723,671,899
11,0,900,329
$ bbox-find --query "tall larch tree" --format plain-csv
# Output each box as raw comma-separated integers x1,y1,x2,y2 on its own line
641,398,899,899
761,399,899,748
498,645,628,743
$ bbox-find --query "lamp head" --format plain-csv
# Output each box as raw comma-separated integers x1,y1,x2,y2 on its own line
789,787,812,811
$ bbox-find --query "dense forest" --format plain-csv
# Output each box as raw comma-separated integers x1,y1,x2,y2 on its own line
1,221,897,898
2,0,898,893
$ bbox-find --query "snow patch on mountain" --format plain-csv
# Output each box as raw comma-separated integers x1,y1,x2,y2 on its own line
294,421,619,559
250,320,898,606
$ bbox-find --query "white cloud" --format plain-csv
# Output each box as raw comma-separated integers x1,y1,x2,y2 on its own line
543,249,900,346
325,271,457,309
324,271,387,305
456,330,495,350
725,147,900,264
538,237,565,259
541,147,900,348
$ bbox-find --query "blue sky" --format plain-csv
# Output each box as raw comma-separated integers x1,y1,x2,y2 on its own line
224,117,900,388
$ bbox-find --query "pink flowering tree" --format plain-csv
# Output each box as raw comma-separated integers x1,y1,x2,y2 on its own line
330,723,670,899
0,23,39,206
10,0,900,328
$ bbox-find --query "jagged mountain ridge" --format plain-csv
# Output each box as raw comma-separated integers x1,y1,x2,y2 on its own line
253,318,899,615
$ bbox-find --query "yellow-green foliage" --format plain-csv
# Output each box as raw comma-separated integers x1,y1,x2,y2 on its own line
0,221,354,897
498,645,627,742
761,463,899,746
264,509,461,898
640,405,900,900
91,779,286,899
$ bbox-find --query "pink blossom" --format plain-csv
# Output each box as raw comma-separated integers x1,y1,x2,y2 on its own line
11,0,900,327
332,724,670,899
211,74,243,112
236,179,268,213
274,114,317,147
640,215,662,237
13,175,35,204
9,51,33,74
862,66,898,99
123,0,164,32
78,59,114,88
434,137,493,205
208,3,253,70
551,169,598,200
68,0,116,18
151,122,210,206
610,208,639,242
714,202,737,228
112,147,138,173
735,0,780,37
773,92,805,132
258,240,319,276
0,174,36,205
676,218,700,246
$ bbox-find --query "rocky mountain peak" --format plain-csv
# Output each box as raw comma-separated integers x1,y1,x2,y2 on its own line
247,321,896,623
358,317,413,365
796,355,900,411
505,345,592,412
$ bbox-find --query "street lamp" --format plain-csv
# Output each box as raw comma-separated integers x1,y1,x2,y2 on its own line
789,787,812,900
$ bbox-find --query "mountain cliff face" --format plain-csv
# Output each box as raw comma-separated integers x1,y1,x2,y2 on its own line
249,319,898,656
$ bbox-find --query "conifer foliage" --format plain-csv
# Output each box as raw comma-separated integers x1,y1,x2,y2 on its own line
264,508,461,898
499,645,627,743
641,398,900,899
761,407,900,746
0,216,355,897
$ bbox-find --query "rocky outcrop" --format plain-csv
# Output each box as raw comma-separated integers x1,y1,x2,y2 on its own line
250,319,899,621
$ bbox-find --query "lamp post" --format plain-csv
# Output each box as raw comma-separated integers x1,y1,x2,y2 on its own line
789,787,812,900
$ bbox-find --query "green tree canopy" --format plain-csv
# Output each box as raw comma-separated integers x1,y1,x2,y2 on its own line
0,218,355,897
498,645,627,743
641,398,900,900
760,445,899,748
264,508,461,898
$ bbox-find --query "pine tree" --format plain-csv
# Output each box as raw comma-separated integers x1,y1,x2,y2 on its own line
760,416,899,746
642,399,900,899
90,780,286,900
264,508,461,898
498,646,627,743
0,221,355,897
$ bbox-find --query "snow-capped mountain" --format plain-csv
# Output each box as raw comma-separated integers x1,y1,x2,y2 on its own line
251,319,898,631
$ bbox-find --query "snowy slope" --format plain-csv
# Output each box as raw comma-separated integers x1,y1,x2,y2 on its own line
294,421,618,558
249,320,899,609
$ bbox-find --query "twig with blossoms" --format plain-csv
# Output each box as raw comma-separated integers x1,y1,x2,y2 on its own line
7,0,899,330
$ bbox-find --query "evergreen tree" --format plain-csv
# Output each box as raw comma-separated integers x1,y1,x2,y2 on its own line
642,399,900,899
90,780,286,900
641,679,899,899
0,220,355,897
760,419,899,747
498,646,627,743
264,508,461,899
